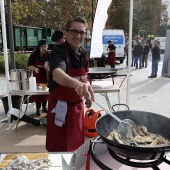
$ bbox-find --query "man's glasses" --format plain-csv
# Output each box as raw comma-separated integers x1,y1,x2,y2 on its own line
67,29,86,37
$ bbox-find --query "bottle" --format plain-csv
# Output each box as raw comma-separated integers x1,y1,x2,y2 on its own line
29,71,37,91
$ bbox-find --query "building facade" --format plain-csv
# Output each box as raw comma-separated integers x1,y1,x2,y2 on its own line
162,0,170,24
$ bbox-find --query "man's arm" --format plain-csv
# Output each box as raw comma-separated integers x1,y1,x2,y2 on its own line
53,68,95,105
53,68,82,89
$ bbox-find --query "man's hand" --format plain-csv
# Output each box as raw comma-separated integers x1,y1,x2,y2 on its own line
75,84,95,106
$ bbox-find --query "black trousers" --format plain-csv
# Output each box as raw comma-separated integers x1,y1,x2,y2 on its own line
36,100,47,110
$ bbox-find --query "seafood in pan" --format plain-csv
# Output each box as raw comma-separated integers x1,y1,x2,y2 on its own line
107,125,170,147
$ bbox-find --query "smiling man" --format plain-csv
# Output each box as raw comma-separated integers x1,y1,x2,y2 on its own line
46,17,95,152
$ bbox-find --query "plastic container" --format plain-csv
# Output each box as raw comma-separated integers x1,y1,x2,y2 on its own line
29,71,37,91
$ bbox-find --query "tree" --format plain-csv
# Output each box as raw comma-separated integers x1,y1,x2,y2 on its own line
106,0,164,37
4,0,92,29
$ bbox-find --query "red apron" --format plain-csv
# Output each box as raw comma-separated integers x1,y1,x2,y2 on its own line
46,42,88,152
108,52,115,66
30,55,48,103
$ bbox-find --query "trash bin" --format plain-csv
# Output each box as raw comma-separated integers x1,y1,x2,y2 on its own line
1,95,22,114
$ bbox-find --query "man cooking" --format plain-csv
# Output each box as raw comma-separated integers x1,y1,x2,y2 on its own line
46,16,95,152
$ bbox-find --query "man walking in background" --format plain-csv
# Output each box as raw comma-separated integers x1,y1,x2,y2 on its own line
148,40,161,78
142,41,150,68
134,40,143,69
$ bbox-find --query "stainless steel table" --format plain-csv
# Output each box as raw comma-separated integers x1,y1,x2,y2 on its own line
90,81,120,111
9,89,49,132
9,81,124,132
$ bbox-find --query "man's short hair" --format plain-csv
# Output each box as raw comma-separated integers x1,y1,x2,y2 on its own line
51,30,63,42
108,40,112,43
66,16,87,30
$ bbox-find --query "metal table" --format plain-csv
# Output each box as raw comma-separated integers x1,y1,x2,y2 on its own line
88,68,127,111
90,81,120,111
9,88,49,132
9,84,121,132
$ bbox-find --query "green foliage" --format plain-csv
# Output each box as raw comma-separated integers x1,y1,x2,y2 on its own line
15,54,29,69
0,53,29,74
107,0,166,36
5,0,92,29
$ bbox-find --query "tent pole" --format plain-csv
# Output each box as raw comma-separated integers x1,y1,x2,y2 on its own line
126,0,134,107
0,0,13,126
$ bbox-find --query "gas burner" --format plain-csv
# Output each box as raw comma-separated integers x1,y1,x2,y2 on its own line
88,137,170,170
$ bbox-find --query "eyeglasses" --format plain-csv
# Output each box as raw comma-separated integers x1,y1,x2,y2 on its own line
67,29,86,37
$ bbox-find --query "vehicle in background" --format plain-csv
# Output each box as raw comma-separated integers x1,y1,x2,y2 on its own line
1,25,56,51
102,29,125,63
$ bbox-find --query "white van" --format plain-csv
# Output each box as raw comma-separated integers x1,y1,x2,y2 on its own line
102,29,125,63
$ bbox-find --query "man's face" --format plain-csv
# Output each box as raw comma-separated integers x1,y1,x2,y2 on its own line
65,21,86,51
39,45,48,54
154,41,158,46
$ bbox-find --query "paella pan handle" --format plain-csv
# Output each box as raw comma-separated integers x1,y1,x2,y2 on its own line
91,99,122,123
154,148,170,152
112,104,129,112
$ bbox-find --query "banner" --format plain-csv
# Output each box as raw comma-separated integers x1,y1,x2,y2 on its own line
90,0,112,58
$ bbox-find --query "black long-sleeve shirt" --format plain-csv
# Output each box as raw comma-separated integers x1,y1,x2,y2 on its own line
151,46,160,60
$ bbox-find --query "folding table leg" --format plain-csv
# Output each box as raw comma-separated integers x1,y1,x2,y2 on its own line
15,95,24,133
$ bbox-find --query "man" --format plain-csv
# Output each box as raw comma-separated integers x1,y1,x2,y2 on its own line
142,41,150,68
148,40,160,78
46,17,95,152
134,40,143,69
51,30,65,44
28,39,49,116
131,42,137,67
107,40,116,68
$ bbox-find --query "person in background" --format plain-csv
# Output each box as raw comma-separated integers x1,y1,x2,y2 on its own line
51,30,65,44
142,41,150,68
148,40,160,78
131,42,137,67
100,53,106,67
107,40,116,68
46,17,95,152
28,39,49,116
125,41,129,66
134,40,143,69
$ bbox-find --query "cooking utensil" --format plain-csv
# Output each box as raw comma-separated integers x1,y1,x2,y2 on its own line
95,110,170,160
90,98,135,143
88,68,118,79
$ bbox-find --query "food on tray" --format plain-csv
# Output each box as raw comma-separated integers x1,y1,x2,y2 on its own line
3,155,50,170
107,125,170,147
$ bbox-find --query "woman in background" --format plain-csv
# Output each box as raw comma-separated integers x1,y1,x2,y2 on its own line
28,39,49,116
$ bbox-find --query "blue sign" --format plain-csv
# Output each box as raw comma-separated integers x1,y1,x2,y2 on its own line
103,35,124,44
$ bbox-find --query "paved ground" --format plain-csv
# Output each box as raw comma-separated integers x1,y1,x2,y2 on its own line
0,54,170,169
0,54,170,123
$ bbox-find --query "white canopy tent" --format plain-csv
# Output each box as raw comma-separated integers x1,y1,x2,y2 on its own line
90,0,134,106
0,0,12,124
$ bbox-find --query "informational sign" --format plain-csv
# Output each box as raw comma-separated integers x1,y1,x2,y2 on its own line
103,35,124,44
